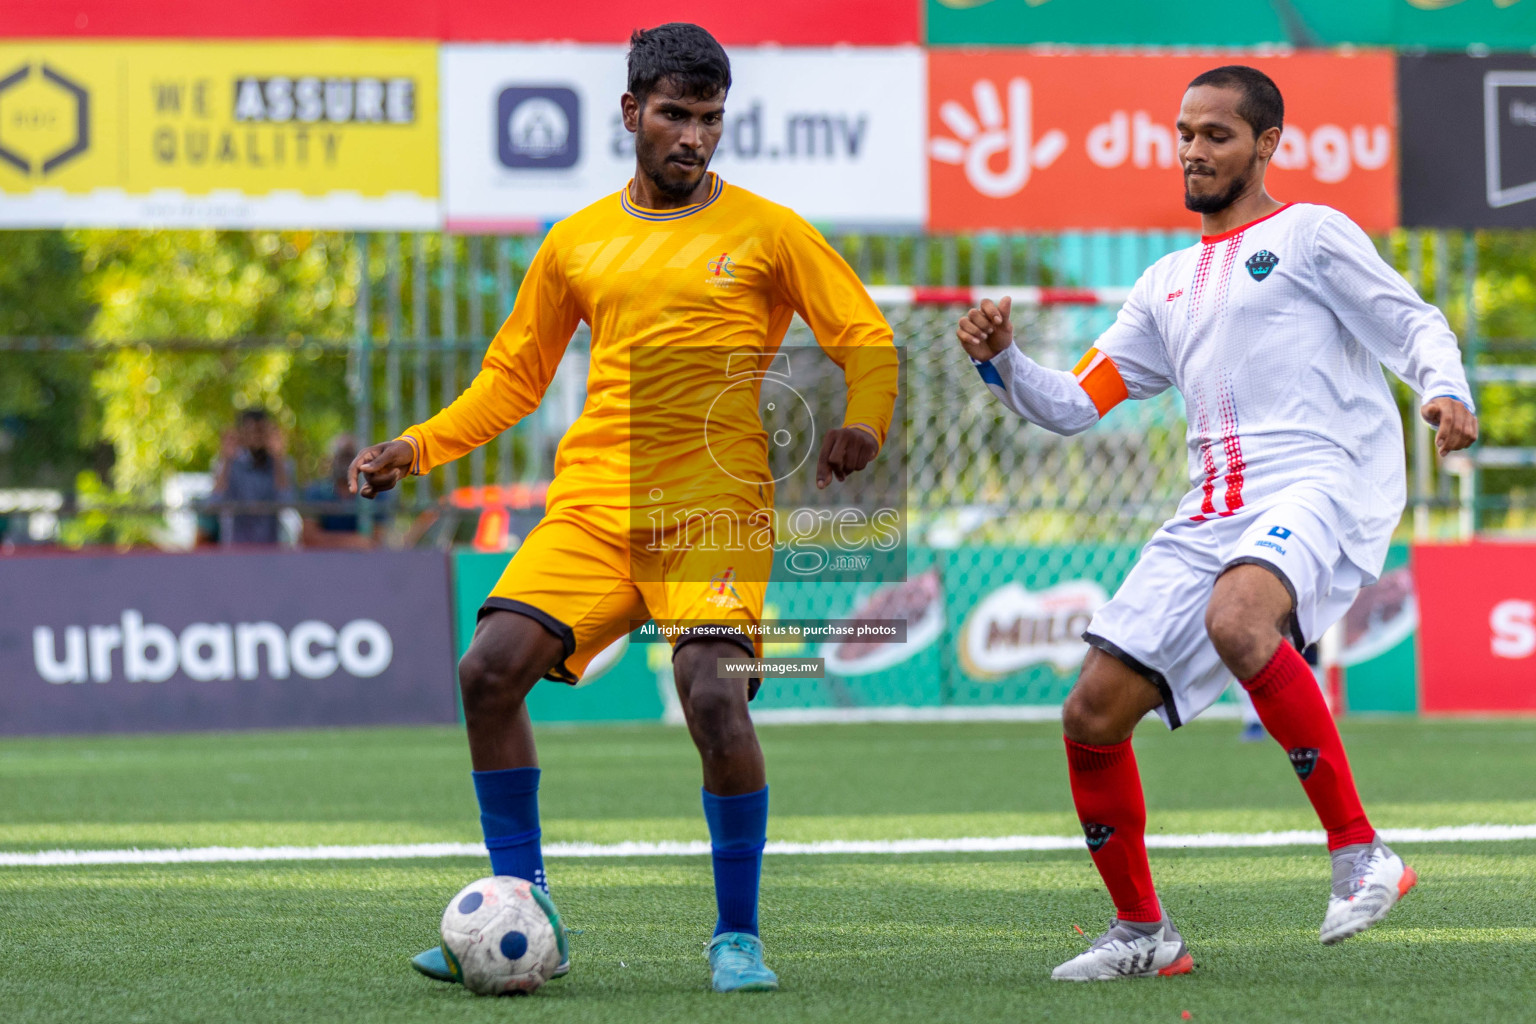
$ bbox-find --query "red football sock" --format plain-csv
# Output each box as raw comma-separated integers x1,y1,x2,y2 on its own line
1064,736,1161,923
1241,643,1375,850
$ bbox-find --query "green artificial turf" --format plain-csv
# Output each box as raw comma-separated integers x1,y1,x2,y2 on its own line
1,719,1533,1022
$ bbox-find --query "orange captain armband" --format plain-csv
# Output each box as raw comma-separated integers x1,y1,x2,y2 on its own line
1070,348,1129,417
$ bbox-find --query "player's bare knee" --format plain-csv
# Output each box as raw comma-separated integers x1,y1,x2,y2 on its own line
683,679,747,733
1062,684,1119,745
1204,602,1271,674
1060,686,1087,734
457,648,533,717
673,642,747,692
673,645,751,736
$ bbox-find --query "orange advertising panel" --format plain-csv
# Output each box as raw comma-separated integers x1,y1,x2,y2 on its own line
928,52,1397,232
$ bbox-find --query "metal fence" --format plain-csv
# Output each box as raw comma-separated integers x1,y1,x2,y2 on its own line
3,228,1529,550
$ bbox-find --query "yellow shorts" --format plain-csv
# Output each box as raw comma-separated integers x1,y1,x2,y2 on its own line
482,500,772,684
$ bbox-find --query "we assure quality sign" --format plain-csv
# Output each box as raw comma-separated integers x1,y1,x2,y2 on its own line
0,41,439,228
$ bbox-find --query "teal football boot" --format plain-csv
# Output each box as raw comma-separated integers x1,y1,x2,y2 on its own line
707,932,778,993
411,887,570,983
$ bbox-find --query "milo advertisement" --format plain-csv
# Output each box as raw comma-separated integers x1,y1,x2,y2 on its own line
451,543,1418,723
1336,544,1418,713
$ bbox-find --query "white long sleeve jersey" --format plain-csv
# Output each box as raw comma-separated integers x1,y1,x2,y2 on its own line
976,202,1474,580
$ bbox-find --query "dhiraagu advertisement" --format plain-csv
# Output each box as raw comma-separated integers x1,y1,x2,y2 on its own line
0,41,438,228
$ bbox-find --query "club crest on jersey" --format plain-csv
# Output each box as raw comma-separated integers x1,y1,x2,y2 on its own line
706,252,737,287
1288,747,1321,780
1245,250,1280,281
1082,822,1115,851
708,567,742,606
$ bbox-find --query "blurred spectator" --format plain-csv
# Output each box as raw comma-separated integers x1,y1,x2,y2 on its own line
302,434,392,549
211,409,294,545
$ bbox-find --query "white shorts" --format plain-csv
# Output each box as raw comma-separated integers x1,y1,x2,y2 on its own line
1083,499,1363,730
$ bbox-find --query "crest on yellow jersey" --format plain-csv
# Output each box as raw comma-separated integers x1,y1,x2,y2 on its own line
706,252,737,286
708,567,742,605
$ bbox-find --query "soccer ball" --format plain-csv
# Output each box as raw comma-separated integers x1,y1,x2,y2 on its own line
438,876,564,995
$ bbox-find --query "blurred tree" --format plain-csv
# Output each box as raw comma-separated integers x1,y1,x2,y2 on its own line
0,232,97,488
73,230,359,495
4,224,1533,543
1472,231,1536,526
1474,232,1536,450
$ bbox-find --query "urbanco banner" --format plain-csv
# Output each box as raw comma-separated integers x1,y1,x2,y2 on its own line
927,52,1397,232
0,550,458,736
0,41,438,229
441,44,926,231
1415,543,1536,714
1401,53,1536,228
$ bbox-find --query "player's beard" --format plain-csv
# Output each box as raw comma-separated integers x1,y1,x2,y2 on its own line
635,121,709,203
1184,147,1260,214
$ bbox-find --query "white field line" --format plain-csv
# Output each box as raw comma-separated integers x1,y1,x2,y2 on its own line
3,824,1535,868
747,705,1241,725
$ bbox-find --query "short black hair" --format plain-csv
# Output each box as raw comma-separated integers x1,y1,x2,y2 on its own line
1187,65,1284,139
627,23,731,106
238,408,269,424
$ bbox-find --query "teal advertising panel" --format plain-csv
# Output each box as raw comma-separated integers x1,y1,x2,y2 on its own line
1340,544,1418,714
453,543,1420,724
925,0,1536,49
452,551,666,723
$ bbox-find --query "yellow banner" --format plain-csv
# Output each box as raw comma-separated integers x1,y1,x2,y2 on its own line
0,42,438,228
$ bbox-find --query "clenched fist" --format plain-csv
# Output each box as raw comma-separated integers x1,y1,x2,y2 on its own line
956,296,1015,363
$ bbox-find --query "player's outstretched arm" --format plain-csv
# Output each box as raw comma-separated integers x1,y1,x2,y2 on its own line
396,237,580,478
956,296,1101,436
771,213,899,489
1313,213,1478,446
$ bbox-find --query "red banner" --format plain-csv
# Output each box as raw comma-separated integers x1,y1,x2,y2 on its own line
927,51,1398,232
7,0,919,44
1415,543,1536,715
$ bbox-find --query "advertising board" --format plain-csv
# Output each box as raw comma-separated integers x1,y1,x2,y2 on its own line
453,539,1423,724
441,45,925,230
1337,544,1419,714
0,41,438,228
1401,53,1536,228
927,51,1398,231
1415,543,1536,714
1,550,458,736
925,0,1536,49
8,1,921,45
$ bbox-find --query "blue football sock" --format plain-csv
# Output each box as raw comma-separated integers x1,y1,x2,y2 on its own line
702,786,768,937
472,767,547,894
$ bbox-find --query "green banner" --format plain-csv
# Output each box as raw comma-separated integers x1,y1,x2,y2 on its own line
452,545,1145,721
925,0,1536,49
452,551,666,724
1338,544,1418,714
452,542,1419,724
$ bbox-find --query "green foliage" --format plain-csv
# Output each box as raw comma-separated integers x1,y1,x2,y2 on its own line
53,470,163,550
6,225,1536,538
71,229,359,494
1469,232,1536,524
1472,232,1536,450
0,232,97,487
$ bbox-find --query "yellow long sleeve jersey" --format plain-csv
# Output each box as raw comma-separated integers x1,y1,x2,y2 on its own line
401,174,899,511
